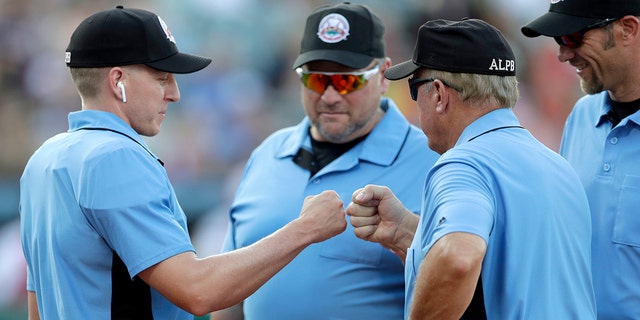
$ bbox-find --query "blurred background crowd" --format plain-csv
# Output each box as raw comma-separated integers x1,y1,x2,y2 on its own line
0,0,583,318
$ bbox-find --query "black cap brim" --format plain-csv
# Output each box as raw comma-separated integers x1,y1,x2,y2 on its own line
522,11,599,38
384,59,420,80
146,52,212,74
293,50,375,69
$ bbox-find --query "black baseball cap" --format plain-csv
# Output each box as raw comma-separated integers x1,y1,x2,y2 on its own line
292,2,386,69
522,0,640,37
65,6,211,74
385,19,516,80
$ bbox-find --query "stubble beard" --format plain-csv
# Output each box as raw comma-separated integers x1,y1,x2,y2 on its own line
580,76,605,95
312,118,364,143
581,29,616,95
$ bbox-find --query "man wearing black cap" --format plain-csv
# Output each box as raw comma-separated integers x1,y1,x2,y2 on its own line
347,18,596,318
19,6,347,319
211,2,438,320
523,1,640,318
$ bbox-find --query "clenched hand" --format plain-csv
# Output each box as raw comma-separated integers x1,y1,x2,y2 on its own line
298,190,347,243
346,185,418,261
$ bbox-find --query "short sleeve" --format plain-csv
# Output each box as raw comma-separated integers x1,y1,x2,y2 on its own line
421,160,495,250
78,146,194,277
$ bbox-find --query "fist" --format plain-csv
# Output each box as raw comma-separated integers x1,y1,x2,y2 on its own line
299,190,347,243
346,185,409,247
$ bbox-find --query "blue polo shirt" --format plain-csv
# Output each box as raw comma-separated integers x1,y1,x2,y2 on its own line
20,110,194,319
406,108,596,319
222,98,439,320
560,92,640,319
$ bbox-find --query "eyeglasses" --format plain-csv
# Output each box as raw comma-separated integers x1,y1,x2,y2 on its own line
295,63,380,95
553,18,619,49
408,77,459,101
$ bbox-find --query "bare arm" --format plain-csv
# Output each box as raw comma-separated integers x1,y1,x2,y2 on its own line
408,232,486,320
346,184,418,261
27,291,40,320
209,302,244,320
138,190,346,316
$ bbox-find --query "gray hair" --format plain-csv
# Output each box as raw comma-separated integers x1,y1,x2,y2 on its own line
422,69,519,109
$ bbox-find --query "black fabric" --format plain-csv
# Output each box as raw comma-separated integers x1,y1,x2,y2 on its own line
460,276,487,320
292,132,367,177
293,148,317,175
385,19,515,80
293,2,386,69
66,6,211,73
111,253,153,319
522,0,640,38
310,134,366,174
606,97,640,127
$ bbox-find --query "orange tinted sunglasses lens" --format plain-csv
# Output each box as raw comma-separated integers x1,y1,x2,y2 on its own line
300,73,367,95
296,64,380,95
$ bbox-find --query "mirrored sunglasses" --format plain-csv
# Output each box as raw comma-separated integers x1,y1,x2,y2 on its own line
554,18,619,49
295,63,380,95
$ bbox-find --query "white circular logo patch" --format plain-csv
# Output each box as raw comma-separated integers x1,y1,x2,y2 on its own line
550,0,564,3
317,13,350,43
158,16,176,44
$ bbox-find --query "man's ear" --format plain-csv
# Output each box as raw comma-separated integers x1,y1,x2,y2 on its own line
378,57,392,94
108,67,126,102
619,15,640,45
433,79,449,113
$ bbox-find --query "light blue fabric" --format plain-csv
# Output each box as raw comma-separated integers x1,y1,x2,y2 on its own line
20,110,194,320
222,98,439,320
560,92,640,319
406,108,596,319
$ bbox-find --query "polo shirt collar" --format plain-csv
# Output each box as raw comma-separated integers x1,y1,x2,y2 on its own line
456,108,521,147
595,92,614,127
595,92,640,128
68,110,152,153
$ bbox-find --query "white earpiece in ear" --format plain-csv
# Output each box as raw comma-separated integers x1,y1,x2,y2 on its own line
117,81,127,103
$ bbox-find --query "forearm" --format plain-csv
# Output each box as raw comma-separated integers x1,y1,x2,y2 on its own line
141,190,345,315
141,219,316,315
408,233,485,320
200,219,315,308
27,291,40,320
409,264,478,320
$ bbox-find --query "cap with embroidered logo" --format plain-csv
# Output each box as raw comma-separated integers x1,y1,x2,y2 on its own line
384,18,516,81
292,2,386,70
522,0,640,38
65,6,211,74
